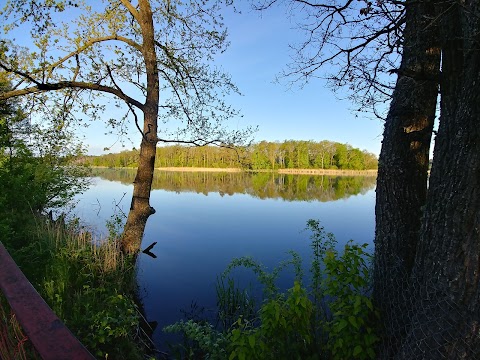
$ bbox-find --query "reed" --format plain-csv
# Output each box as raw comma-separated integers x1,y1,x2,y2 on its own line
8,219,145,359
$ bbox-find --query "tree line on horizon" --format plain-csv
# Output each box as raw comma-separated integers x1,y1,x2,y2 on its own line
81,140,378,171
92,168,377,202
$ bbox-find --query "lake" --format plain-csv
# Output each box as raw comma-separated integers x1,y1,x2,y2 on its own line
74,168,377,351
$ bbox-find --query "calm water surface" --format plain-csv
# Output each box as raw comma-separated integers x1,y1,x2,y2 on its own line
74,169,376,350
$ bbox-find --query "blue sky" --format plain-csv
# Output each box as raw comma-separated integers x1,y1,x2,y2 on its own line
220,5,385,152
79,3,385,156
4,1,386,156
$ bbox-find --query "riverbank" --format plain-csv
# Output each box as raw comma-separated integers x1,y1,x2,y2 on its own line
156,167,377,176
3,218,150,359
92,166,378,176
277,168,378,176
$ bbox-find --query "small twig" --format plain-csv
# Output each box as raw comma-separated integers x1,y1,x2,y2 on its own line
113,192,127,218
142,242,157,258
94,198,101,216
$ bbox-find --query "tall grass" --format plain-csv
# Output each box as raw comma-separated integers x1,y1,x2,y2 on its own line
8,218,150,360
0,294,40,360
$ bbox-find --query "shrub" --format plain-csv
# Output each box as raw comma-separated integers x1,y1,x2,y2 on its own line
165,220,380,359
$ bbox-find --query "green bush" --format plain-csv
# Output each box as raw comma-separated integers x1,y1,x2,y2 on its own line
228,281,314,360
13,222,145,359
165,220,380,359
164,320,228,360
0,79,88,250
323,241,379,359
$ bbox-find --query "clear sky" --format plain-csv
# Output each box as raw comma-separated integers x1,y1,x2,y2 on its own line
77,3,386,156
5,1,386,156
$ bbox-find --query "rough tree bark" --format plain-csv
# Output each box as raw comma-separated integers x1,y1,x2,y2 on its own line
396,1,480,357
373,0,440,356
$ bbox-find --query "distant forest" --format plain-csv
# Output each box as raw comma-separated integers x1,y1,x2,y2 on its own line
93,168,377,202
81,140,378,170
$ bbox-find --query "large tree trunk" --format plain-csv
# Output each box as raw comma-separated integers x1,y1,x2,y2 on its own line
373,0,440,356
121,0,159,254
396,2,480,357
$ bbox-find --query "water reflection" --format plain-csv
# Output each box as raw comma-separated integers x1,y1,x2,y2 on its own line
77,169,377,352
91,168,376,202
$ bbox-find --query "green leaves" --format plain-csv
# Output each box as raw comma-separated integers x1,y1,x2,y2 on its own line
165,220,380,360
164,319,228,360
227,280,314,360
321,239,379,359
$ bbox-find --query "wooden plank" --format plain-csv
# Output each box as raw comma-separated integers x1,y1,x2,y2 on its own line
0,242,95,360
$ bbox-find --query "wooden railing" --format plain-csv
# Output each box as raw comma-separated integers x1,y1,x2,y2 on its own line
0,242,95,360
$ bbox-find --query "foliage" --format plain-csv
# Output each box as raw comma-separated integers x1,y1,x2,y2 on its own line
0,78,88,250
81,140,378,170
10,221,145,359
164,320,228,360
323,241,379,359
222,250,304,301
0,0,253,149
228,281,315,360
165,220,379,359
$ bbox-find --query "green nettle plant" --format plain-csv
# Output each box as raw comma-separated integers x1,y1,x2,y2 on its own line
165,220,380,359
323,241,379,359
227,281,314,360
163,320,228,360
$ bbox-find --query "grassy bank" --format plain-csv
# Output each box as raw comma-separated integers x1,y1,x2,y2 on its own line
4,218,152,359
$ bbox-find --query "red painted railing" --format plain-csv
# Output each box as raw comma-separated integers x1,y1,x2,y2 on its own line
0,242,95,360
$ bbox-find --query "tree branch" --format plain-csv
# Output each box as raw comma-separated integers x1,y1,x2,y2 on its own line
46,35,142,79
119,0,141,22
0,76,144,111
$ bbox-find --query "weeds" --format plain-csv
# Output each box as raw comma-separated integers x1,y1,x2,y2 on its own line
7,218,146,359
165,219,379,359
0,295,40,360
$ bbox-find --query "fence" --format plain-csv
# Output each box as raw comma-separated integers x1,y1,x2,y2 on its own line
375,255,480,359
0,242,94,360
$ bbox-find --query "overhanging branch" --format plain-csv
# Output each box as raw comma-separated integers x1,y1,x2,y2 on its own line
0,75,144,111
46,35,142,79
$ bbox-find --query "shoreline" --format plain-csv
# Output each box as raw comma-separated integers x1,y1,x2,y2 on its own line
91,166,378,176
277,168,378,176
157,167,378,176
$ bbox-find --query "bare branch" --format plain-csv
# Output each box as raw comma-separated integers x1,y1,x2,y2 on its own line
0,72,144,111
106,63,149,142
